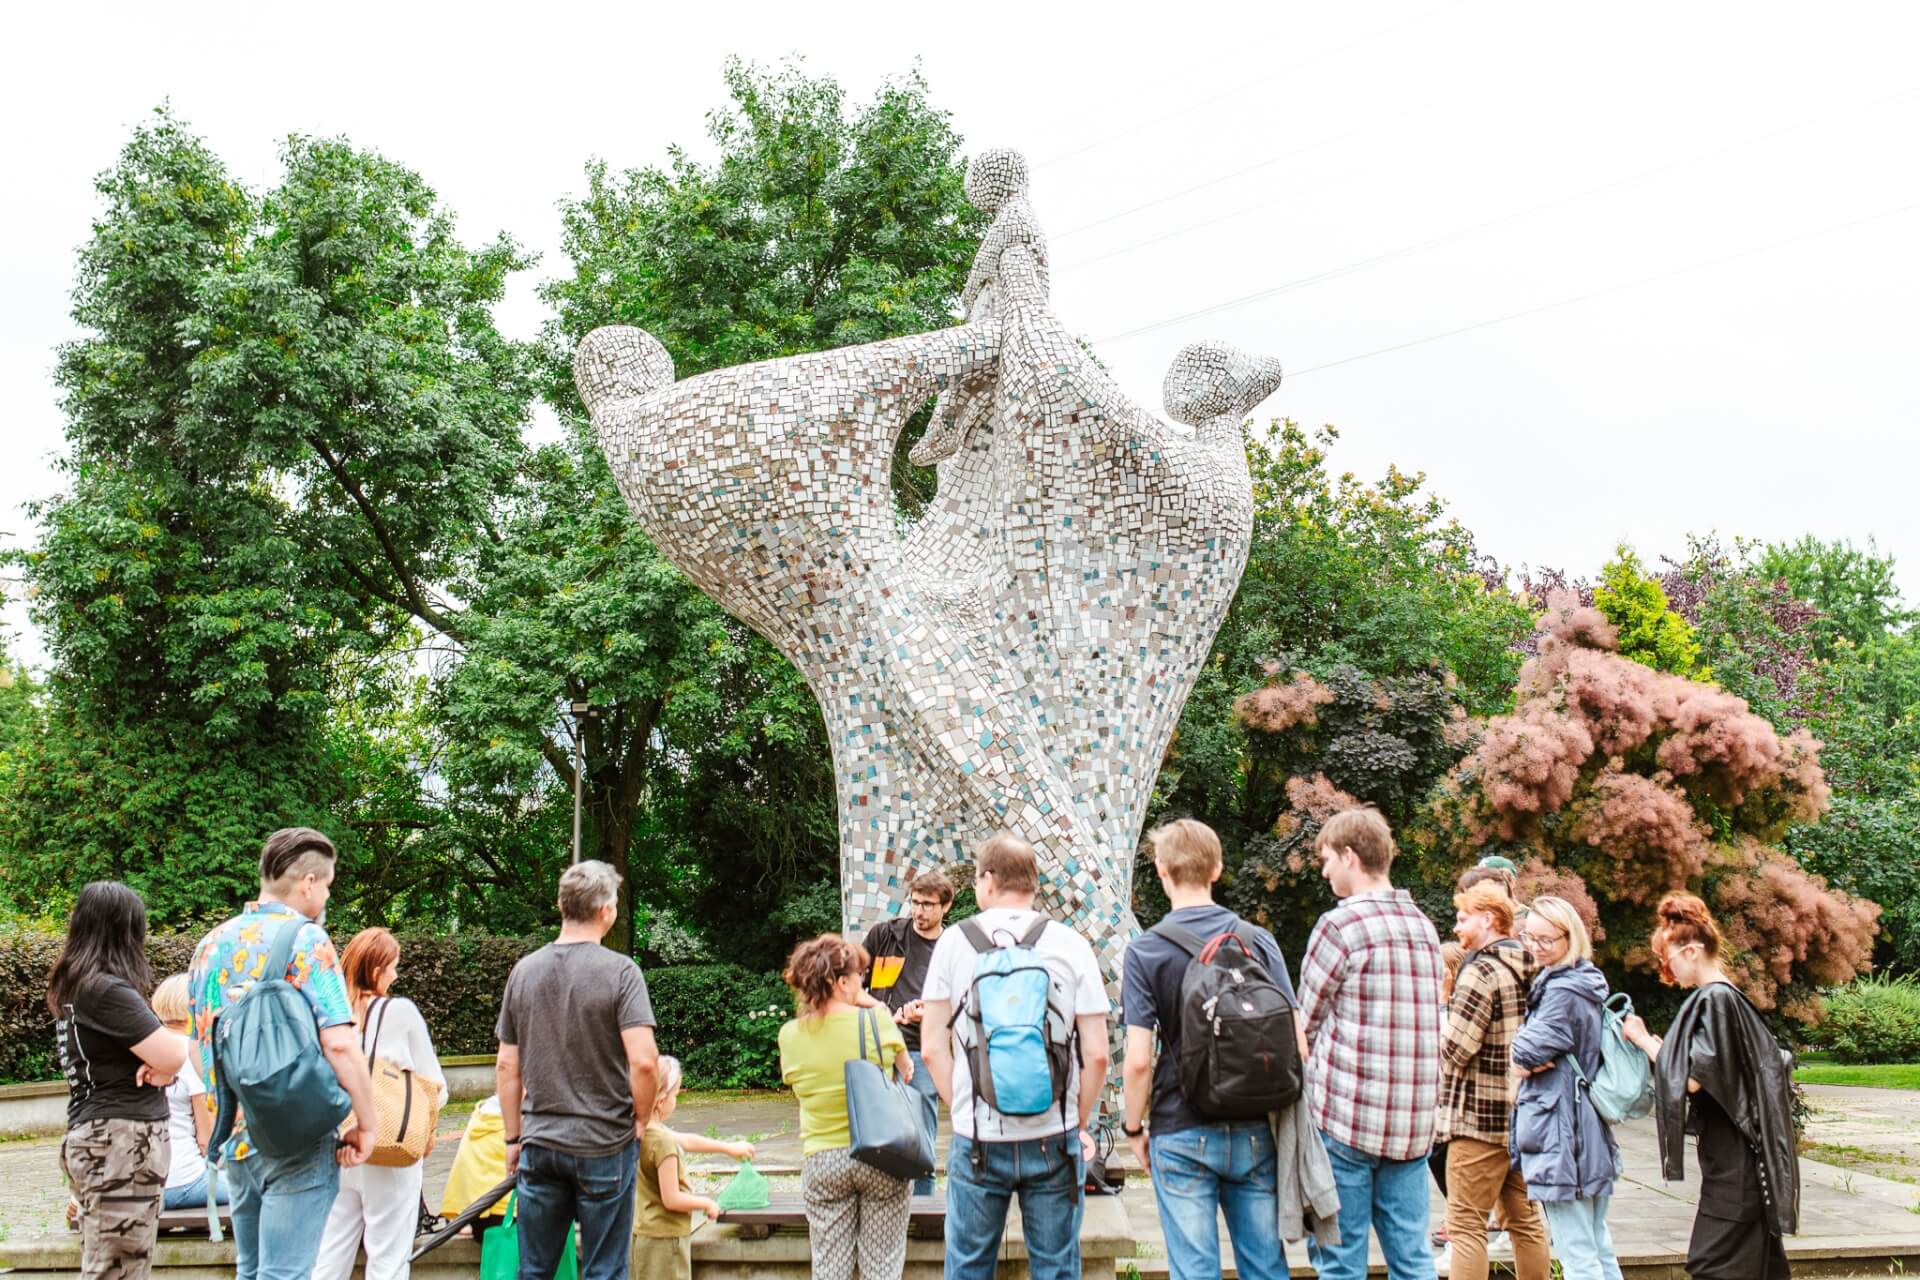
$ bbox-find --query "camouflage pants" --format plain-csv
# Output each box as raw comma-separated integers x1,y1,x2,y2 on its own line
61,1117,168,1280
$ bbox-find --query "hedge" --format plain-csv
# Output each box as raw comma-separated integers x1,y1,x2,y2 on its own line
1,929,791,1090
1806,973,1920,1064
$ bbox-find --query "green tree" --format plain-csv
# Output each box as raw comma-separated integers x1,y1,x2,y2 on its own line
452,58,981,957
1594,545,1704,677
1760,535,1914,658
0,110,534,923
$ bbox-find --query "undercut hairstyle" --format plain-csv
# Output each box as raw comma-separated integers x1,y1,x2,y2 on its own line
47,881,153,1018
558,860,621,923
1524,895,1593,967
1651,891,1726,985
1316,807,1396,874
783,934,870,1014
150,973,190,1026
909,869,956,906
259,827,338,890
1453,881,1516,935
1458,864,1517,897
341,927,400,1007
975,832,1039,895
1148,818,1223,889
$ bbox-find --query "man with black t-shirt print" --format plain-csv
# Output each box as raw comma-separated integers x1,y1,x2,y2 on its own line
1121,820,1303,1280
862,868,954,1196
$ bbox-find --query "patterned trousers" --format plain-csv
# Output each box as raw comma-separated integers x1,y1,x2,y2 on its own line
800,1147,910,1280
61,1117,167,1280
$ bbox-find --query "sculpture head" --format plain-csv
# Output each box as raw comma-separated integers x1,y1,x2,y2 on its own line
966,149,1029,214
574,326,676,417
1162,340,1283,428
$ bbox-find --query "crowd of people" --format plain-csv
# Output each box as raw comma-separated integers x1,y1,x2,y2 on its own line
46,809,1798,1280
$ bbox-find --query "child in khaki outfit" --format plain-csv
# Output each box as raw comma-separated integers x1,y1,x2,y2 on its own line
631,1056,755,1280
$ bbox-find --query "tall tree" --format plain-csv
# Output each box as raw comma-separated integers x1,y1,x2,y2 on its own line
1759,536,1914,658
0,110,536,922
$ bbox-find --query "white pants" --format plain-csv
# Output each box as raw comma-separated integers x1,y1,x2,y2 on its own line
314,1160,425,1280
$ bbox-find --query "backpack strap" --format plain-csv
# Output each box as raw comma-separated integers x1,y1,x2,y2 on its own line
1017,915,1051,948
263,915,307,987
1149,921,1207,958
959,919,995,954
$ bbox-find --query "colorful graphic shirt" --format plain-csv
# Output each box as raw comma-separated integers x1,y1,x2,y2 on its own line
186,901,351,1161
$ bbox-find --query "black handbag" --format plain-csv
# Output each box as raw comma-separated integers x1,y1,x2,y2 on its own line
844,1006,936,1180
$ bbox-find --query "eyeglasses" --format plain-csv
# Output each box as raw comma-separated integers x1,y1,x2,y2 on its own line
1519,928,1567,950
909,898,944,910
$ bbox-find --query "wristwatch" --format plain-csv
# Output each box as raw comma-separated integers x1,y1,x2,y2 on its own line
1121,1120,1146,1138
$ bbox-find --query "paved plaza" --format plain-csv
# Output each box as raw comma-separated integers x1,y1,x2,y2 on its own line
5,1084,1920,1274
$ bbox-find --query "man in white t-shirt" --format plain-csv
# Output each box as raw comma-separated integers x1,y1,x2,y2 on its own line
921,833,1111,1280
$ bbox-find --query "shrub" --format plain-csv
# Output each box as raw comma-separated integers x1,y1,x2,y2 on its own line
1808,974,1920,1064
647,964,793,1090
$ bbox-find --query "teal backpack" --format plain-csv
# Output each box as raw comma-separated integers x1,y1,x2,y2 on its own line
1573,991,1655,1124
208,918,353,1159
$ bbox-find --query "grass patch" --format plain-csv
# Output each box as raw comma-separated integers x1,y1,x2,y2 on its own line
1796,1060,1920,1090
1801,1140,1920,1185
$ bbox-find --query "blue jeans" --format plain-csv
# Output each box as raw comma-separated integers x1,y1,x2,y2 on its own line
162,1167,231,1210
1539,1195,1624,1280
905,1050,939,1196
945,1132,1083,1280
517,1140,638,1280
1150,1122,1288,1280
226,1139,339,1280
1309,1134,1436,1280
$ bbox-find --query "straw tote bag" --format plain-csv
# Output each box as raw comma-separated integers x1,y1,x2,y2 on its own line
362,996,442,1167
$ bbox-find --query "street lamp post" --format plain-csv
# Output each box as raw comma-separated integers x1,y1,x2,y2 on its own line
569,700,594,865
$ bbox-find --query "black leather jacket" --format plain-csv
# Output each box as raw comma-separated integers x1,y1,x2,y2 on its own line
1654,981,1799,1235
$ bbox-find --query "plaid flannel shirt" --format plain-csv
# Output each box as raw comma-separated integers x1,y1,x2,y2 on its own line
1297,889,1444,1161
1436,941,1537,1146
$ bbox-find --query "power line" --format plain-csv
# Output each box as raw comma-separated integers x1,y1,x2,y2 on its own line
1062,83,1920,277
1038,0,1468,170
1273,198,1920,378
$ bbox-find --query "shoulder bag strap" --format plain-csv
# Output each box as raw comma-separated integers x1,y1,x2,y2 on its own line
364,996,391,1059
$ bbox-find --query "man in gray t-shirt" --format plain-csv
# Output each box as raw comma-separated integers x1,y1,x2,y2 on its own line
497,861,659,1280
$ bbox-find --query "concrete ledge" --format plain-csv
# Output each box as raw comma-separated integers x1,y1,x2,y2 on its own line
0,1198,1130,1280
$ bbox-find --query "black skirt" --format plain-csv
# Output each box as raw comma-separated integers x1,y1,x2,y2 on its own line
1688,1209,1789,1279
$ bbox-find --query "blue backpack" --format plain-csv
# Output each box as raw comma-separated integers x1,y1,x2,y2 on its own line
1572,991,1655,1125
952,917,1078,1152
208,918,352,1160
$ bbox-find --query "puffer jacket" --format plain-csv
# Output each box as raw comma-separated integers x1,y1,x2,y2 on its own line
1508,959,1620,1202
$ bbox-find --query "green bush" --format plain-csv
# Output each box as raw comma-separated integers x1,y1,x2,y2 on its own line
1809,974,1920,1064
647,964,793,1090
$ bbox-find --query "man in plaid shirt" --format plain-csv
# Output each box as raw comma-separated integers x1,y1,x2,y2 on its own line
1437,881,1549,1280
1296,807,1443,1280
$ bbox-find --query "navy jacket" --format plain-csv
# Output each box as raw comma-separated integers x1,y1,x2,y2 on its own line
1509,960,1620,1201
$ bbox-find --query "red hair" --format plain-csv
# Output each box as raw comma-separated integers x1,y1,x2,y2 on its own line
340,927,400,1007
783,934,869,1014
1650,891,1724,985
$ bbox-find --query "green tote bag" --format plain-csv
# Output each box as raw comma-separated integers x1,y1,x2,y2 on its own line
480,1192,579,1280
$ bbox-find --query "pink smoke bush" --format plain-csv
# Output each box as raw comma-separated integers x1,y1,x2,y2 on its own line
1436,591,1875,1019
1514,857,1605,942
1235,670,1336,734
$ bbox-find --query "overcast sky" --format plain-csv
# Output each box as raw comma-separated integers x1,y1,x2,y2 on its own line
5,1,1917,668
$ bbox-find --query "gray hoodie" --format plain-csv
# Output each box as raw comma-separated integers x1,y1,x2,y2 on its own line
1508,959,1620,1202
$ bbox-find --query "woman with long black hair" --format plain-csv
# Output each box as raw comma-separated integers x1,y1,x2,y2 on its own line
49,881,190,1280
1623,892,1797,1279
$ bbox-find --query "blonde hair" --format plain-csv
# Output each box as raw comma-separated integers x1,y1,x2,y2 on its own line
150,973,190,1025
1148,818,1222,888
1524,896,1593,966
1316,807,1396,874
656,1054,684,1101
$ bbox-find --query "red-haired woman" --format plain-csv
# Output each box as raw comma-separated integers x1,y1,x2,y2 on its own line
778,934,914,1280
315,928,447,1280
1622,893,1797,1280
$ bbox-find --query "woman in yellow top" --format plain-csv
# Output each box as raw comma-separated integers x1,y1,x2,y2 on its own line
777,934,913,1280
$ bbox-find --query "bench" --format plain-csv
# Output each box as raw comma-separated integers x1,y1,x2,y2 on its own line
717,1194,947,1239
155,1207,233,1236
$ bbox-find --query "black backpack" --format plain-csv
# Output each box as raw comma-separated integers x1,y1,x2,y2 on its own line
1150,920,1302,1119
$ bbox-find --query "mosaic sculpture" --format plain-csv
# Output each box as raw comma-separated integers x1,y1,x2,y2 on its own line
575,149,1281,979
